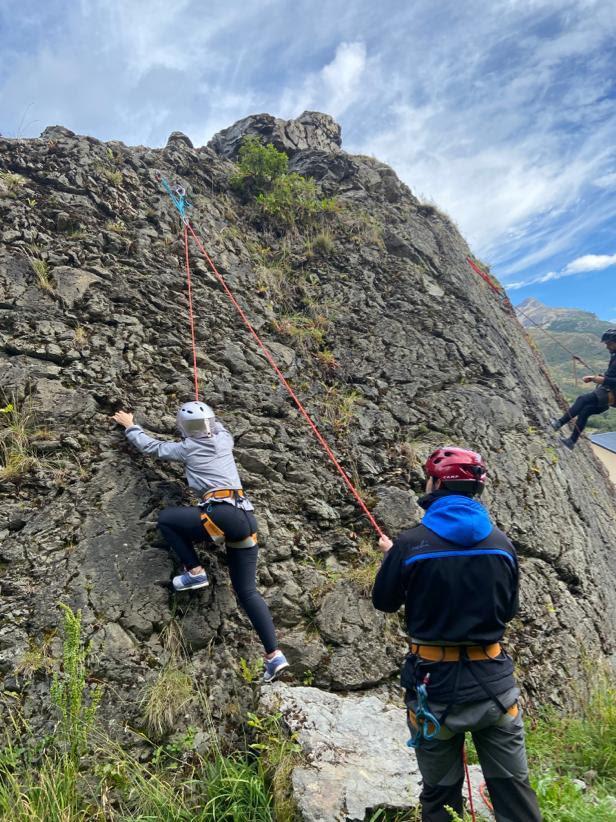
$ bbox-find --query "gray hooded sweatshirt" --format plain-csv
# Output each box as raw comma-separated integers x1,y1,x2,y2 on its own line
124,420,254,510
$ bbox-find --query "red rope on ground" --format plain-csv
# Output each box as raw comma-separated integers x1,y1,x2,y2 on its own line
184,219,385,538
479,781,494,812
183,224,200,401
463,745,477,822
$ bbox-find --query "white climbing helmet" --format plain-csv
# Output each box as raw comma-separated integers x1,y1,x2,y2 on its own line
176,401,215,439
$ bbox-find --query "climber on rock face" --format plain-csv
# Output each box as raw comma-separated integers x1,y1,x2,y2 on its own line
372,447,542,822
550,329,616,450
111,400,289,683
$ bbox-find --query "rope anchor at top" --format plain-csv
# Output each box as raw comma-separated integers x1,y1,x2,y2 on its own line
154,170,191,224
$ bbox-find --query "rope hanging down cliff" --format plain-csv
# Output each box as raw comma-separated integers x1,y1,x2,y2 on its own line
155,172,384,538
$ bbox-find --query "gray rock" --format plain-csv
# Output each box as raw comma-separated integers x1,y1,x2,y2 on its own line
166,131,194,149
1,109,615,764
209,111,341,159
51,266,101,307
260,683,491,821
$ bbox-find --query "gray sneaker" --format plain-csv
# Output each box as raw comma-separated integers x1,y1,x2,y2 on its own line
549,418,562,431
172,570,209,591
559,436,575,451
263,651,290,683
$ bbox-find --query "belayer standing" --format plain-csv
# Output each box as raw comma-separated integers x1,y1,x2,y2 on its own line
112,401,289,683
550,329,616,450
372,447,542,822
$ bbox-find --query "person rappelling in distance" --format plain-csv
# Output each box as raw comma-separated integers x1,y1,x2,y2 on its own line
550,329,616,450
112,400,289,683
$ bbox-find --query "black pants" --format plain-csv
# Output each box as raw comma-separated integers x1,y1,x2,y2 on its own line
558,391,602,443
157,505,277,654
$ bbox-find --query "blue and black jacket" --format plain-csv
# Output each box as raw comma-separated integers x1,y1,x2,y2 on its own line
372,490,519,703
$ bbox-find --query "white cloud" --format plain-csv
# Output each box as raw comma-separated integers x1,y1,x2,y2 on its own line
564,254,616,274
278,41,368,119
505,251,616,290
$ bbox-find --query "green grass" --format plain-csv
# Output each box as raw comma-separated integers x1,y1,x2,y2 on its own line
0,399,37,481
524,674,616,820
0,170,26,193
24,250,55,292
0,605,298,821
464,672,616,821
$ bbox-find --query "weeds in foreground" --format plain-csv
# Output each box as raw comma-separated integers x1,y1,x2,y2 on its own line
24,249,55,292
0,605,299,821
50,604,101,762
525,670,616,820
0,399,36,481
248,711,301,822
141,617,194,736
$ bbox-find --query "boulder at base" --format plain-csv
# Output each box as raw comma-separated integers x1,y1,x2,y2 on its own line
261,683,493,821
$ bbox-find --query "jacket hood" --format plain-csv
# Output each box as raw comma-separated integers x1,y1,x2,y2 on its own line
421,494,493,545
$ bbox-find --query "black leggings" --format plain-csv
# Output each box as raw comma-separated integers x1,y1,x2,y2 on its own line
157,505,277,654
559,391,602,443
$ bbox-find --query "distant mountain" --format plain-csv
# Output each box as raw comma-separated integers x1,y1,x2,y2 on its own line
515,298,616,433
516,297,612,335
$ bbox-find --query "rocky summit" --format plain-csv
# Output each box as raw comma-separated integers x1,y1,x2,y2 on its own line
1,111,615,817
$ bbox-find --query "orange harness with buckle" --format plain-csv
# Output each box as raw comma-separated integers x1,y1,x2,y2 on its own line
199,489,257,549
202,488,245,502
410,642,502,662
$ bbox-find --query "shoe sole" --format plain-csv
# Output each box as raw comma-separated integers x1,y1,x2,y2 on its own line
263,662,290,684
173,580,210,592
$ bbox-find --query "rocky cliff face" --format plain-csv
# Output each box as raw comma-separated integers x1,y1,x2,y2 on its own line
1,113,615,749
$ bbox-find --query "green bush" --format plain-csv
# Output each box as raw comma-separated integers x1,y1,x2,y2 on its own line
231,135,288,197
257,173,336,230
230,136,337,230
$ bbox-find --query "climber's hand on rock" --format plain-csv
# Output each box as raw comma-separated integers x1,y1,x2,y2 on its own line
378,535,393,553
112,410,134,428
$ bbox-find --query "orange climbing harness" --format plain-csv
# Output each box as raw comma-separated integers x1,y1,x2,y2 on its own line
157,172,384,538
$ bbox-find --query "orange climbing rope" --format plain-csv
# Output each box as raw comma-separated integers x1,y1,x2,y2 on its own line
158,172,384,537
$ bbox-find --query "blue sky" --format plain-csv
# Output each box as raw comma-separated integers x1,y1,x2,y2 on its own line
1,0,615,319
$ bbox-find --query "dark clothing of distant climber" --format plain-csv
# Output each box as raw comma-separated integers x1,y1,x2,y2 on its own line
551,331,616,449
372,447,542,822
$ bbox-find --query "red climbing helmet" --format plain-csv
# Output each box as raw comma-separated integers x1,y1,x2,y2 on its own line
424,446,487,488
